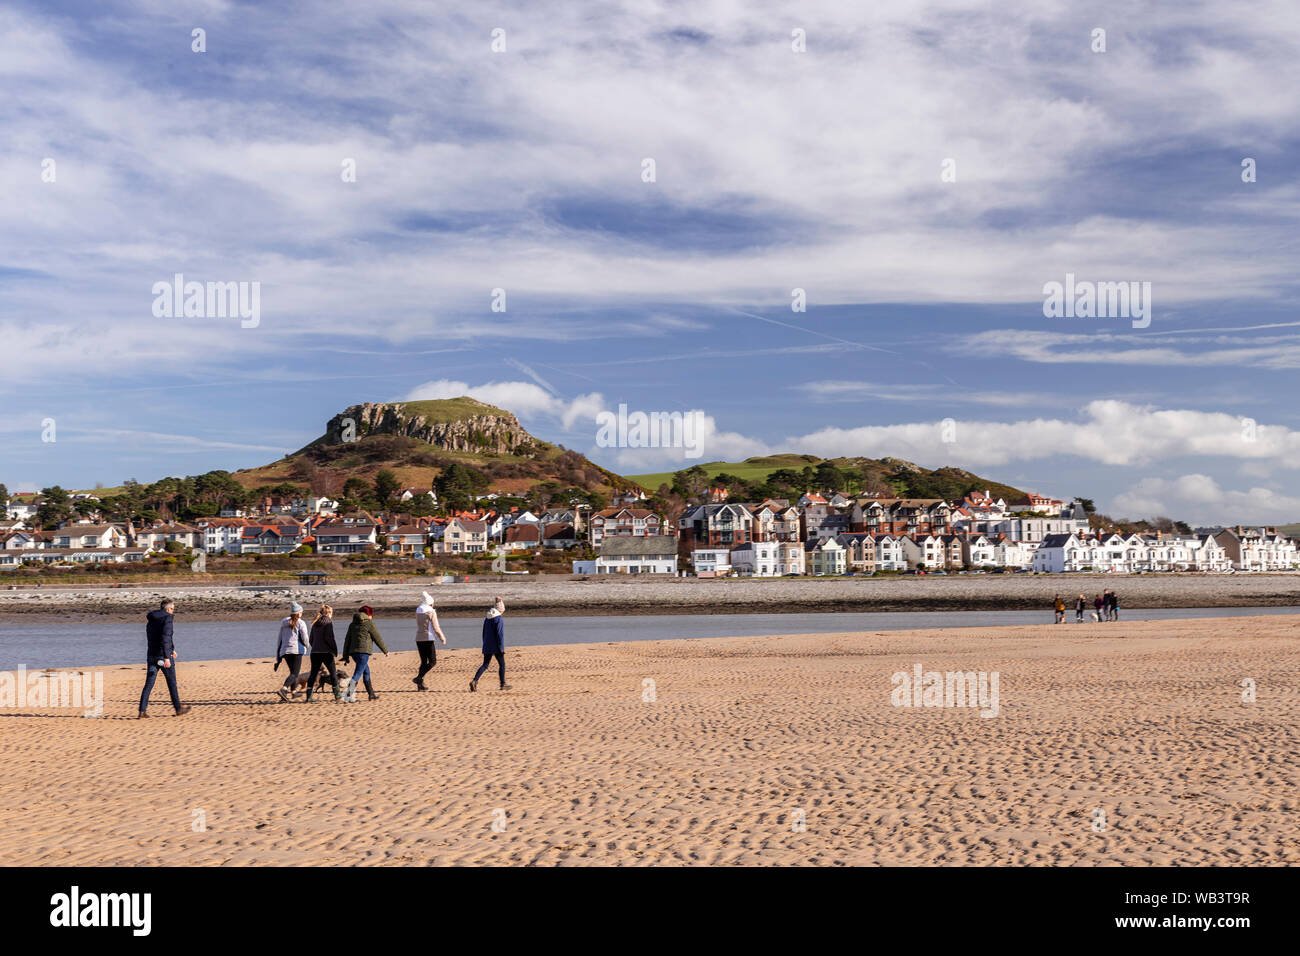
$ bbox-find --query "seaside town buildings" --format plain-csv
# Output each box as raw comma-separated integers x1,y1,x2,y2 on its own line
2,488,1297,577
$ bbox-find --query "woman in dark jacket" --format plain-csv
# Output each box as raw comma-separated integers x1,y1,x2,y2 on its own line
470,597,511,692
304,604,340,702
341,606,388,702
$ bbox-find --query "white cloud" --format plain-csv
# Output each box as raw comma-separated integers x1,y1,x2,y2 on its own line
785,400,1300,468
959,330,1300,369
1112,475,1300,526
3,0,1300,375
796,380,1055,407
404,379,606,431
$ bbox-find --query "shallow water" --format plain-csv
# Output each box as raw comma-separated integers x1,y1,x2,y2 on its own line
2,605,1296,670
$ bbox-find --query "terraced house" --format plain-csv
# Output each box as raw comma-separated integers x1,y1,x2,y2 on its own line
588,507,666,547
239,524,304,555
849,498,952,535
836,532,876,573
748,500,801,541
806,537,847,576
677,503,752,551
1211,527,1297,571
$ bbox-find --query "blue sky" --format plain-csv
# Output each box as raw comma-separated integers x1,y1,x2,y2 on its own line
2,0,1298,525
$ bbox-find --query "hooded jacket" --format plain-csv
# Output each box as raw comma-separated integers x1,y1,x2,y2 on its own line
342,611,388,660
481,607,505,654
145,608,174,664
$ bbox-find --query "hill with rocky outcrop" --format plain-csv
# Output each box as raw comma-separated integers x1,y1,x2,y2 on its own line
232,397,628,502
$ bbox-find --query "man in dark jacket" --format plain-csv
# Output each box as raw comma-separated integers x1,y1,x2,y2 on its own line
138,599,192,718
470,597,511,692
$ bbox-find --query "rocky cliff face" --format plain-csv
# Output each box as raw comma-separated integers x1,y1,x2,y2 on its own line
325,400,535,455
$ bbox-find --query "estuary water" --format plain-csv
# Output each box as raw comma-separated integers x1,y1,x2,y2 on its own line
1,605,1295,670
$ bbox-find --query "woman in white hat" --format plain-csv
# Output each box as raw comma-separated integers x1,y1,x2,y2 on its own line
274,601,310,701
413,591,446,691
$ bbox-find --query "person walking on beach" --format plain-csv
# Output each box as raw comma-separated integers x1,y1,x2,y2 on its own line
1106,589,1120,622
304,604,341,702
1074,594,1086,623
470,597,511,692
1093,593,1104,622
341,605,388,702
413,591,447,691
274,602,311,702
1053,594,1065,624
138,598,192,718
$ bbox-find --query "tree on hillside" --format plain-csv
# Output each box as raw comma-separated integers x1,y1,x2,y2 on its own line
0,483,8,502
711,472,747,494
814,461,844,491
436,463,489,498
765,469,801,490
373,469,401,506
342,477,370,501
671,465,710,499
36,486,73,529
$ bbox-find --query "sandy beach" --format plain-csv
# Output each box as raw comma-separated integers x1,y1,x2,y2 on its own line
1,613,1296,866
3,572,1300,621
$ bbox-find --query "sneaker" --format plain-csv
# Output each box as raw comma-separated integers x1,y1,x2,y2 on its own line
137,711,148,719
499,684,512,691
277,687,291,702
413,677,426,691
469,678,478,692
174,704,192,716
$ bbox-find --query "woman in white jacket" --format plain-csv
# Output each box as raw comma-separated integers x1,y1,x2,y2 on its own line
275,602,311,701
413,591,447,691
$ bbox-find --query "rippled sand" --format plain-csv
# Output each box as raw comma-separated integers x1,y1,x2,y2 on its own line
1,614,1296,865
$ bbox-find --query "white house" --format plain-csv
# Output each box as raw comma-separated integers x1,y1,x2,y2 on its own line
1033,533,1150,573
1,531,40,551
987,515,1090,543
730,540,781,577
433,518,488,554
900,533,946,570
873,534,908,571
198,518,246,554
995,538,1037,569
5,496,39,521
49,524,128,551
588,535,678,575
315,522,378,554
806,537,847,576
961,534,998,569
691,547,732,576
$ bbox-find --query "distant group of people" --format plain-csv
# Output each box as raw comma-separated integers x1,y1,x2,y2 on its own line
137,591,513,716
1053,589,1119,624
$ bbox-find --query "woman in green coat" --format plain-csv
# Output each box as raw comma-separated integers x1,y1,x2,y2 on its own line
341,605,389,702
